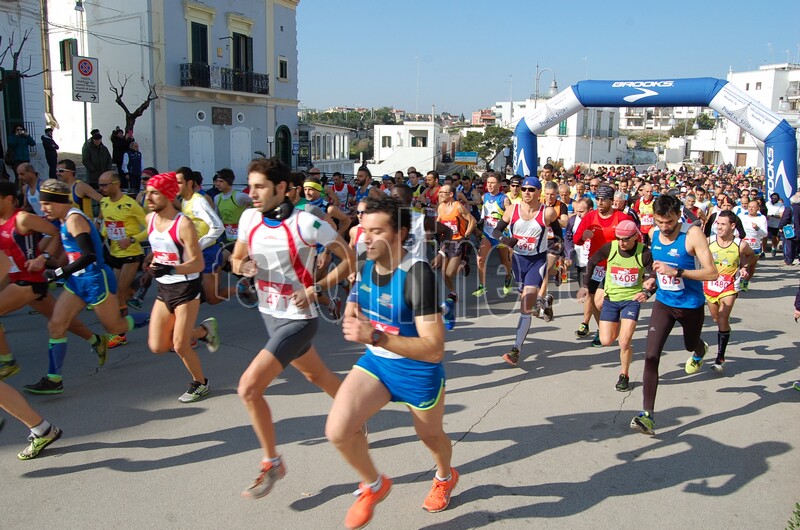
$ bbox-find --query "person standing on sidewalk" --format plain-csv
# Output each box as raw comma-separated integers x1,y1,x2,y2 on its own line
41,128,59,181
326,194,456,529
630,194,718,436
7,124,35,184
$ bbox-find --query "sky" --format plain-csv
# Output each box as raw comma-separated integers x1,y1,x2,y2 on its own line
297,0,800,116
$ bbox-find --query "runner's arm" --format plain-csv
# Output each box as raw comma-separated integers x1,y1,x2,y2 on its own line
327,205,352,237
680,225,718,281
77,181,104,203
582,243,611,288
192,197,225,248
459,203,476,236
130,201,149,243
47,215,97,279
739,242,756,279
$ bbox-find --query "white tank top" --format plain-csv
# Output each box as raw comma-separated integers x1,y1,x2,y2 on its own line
403,211,428,262
147,213,199,284
27,181,44,217
509,203,548,256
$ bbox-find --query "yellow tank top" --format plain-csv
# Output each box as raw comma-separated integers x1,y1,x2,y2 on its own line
708,237,741,277
181,193,210,239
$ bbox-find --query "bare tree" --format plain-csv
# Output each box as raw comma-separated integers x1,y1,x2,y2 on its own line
107,72,159,132
0,29,46,91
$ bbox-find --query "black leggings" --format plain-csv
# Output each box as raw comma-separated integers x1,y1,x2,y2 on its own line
642,300,705,412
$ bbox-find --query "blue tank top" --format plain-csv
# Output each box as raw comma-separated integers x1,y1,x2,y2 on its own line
355,185,372,204
651,223,704,308
60,208,107,277
358,255,420,360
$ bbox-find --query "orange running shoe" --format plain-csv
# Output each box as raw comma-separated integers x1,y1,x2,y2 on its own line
344,475,392,529
107,334,127,348
422,467,459,513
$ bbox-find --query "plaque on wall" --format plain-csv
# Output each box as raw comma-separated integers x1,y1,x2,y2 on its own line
212,107,232,125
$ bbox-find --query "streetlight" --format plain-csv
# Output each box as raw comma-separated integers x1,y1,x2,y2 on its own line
534,64,558,108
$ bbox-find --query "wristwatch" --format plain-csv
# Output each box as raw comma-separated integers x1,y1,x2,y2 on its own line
675,267,684,278
371,330,384,347
41,251,51,260
129,236,136,244
313,283,324,294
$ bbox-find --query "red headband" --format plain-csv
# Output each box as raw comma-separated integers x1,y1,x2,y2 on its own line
147,172,180,201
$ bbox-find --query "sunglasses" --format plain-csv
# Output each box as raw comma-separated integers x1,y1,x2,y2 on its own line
510,183,520,187
616,235,636,241
56,168,74,173
521,187,538,192
356,210,366,217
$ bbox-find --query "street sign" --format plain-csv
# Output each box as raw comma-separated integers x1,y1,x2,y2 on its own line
454,151,479,165
72,56,99,103
292,142,299,155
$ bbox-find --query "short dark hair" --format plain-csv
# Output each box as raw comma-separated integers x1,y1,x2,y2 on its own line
543,163,554,171
175,166,193,179
57,159,76,172
357,166,372,178
215,168,235,184
426,170,439,179
653,193,682,216
0,180,17,198
718,210,737,224
391,183,412,206
247,157,291,186
363,194,410,235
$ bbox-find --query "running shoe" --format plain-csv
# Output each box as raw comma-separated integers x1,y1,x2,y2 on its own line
199,318,220,353
241,457,286,499
107,334,127,349
344,475,392,530
710,361,725,373
502,275,514,296
17,426,62,460
502,347,520,366
92,334,109,367
236,278,258,308
126,297,144,310
542,294,554,322
794,381,800,391
685,341,709,374
422,468,459,513
472,284,487,297
443,299,456,331
591,332,602,347
575,323,590,338
328,297,343,321
23,377,64,395
178,379,210,403
0,359,20,381
771,248,777,258
630,411,655,435
615,374,630,392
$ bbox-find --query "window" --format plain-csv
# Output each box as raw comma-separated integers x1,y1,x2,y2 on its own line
411,135,427,147
738,127,746,145
558,120,567,136
59,38,78,71
755,81,762,90
381,136,392,148
278,57,288,80
191,22,208,64
745,83,750,91
232,33,253,71
581,111,588,135
607,112,614,138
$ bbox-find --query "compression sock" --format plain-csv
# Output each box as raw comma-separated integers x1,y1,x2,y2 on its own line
126,313,150,330
514,313,532,349
88,334,100,346
30,420,52,437
717,329,731,362
46,338,68,378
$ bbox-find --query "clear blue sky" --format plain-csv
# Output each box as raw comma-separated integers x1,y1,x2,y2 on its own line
297,0,800,116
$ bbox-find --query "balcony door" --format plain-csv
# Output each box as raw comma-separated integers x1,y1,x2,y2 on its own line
232,33,253,72
191,22,208,65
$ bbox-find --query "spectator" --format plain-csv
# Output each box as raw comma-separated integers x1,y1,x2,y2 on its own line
41,127,59,180
110,127,133,176
82,132,112,187
778,192,800,266
7,124,36,183
121,141,143,191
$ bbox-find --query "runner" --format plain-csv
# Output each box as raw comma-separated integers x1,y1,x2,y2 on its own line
491,177,557,365
536,181,569,321
230,158,355,499
391,183,452,263
421,171,441,219
303,177,352,237
97,171,147,348
353,167,382,218
56,159,103,217
212,168,252,251
703,211,755,373
630,194,718,435
473,172,514,297
16,163,44,218
765,192,785,257
436,183,475,330
24,179,148,395
739,199,768,279
144,172,219,402
632,183,655,244
325,194,456,529
329,171,356,215
175,167,230,305
0,248,63,460
506,175,523,204
0,181,109,382
578,221,654,391
573,185,632,346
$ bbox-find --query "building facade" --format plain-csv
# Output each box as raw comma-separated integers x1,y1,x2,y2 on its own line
297,121,353,176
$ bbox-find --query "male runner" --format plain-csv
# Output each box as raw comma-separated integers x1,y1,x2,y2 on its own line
24,179,148,394
630,194,717,435
329,171,356,215
144,172,219,402
212,168,252,249
436,183,475,330
231,158,355,499
474,172,513,297
632,183,655,244
56,159,103,217
739,199,767,277
765,192,785,257
536,181,569,321
97,171,147,348
491,177,557,365
16,163,45,217
421,171,441,219
703,211,755,373
326,195,456,529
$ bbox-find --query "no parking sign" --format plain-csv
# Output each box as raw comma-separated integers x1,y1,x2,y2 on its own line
72,56,99,103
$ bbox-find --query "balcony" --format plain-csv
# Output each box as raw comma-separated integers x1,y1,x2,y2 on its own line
179,63,269,95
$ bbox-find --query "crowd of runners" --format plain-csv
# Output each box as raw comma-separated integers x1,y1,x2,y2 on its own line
0,158,799,529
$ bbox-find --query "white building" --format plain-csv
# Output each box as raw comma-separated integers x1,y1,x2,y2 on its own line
362,122,459,176
619,105,707,131
297,122,352,176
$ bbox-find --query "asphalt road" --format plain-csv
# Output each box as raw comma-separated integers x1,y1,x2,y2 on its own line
2,256,799,529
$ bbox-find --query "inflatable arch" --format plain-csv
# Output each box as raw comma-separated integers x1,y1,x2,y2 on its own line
513,77,798,204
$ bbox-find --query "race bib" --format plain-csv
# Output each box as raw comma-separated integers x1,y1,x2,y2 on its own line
743,237,757,248
256,280,295,312
610,266,640,287
225,223,238,240
484,216,498,230
105,220,126,241
371,320,400,335
442,219,458,234
704,273,734,295
657,272,684,291
153,250,180,266
591,265,606,282
640,214,654,226
514,234,538,253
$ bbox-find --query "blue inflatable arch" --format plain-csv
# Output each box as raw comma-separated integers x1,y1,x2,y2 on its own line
513,77,798,204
